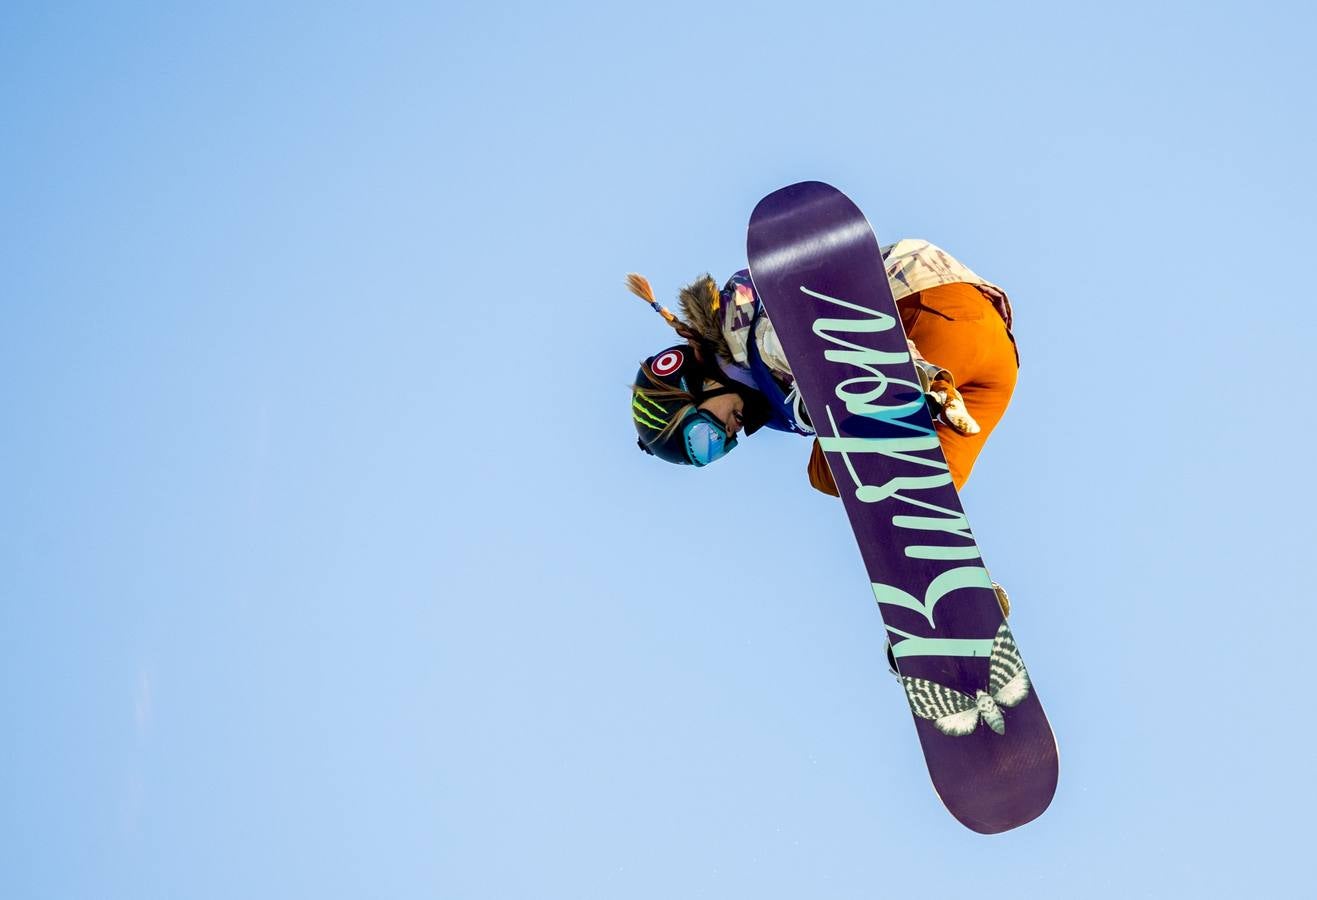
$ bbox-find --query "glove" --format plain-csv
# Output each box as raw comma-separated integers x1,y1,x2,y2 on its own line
915,360,980,436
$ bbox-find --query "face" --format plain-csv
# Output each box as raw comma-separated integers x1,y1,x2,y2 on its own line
697,392,745,439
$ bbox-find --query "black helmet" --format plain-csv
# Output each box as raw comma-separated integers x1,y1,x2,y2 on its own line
631,345,742,466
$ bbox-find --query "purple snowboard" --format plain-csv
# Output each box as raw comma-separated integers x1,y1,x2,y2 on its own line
747,182,1058,834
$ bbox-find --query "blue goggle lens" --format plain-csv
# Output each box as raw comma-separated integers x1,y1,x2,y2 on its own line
683,411,738,466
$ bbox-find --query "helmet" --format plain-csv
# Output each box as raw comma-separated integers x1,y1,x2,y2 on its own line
631,346,739,467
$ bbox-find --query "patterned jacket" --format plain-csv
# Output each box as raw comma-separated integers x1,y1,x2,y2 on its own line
718,239,1013,384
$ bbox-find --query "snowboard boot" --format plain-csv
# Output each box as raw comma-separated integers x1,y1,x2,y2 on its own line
993,582,1011,618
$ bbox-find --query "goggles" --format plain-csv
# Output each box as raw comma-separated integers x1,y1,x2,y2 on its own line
682,409,738,466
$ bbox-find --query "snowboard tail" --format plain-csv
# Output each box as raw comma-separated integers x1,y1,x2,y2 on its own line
746,182,1058,833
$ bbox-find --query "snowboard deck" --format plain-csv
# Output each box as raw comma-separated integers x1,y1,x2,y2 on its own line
747,182,1058,834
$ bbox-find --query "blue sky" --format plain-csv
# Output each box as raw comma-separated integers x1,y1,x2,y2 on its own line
3,1,1314,897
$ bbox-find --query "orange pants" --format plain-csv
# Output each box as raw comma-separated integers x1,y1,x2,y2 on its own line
808,282,1017,494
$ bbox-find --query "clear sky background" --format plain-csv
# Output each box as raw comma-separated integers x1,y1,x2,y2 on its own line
3,1,1314,897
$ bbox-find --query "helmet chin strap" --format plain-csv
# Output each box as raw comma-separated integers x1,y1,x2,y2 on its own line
697,385,738,403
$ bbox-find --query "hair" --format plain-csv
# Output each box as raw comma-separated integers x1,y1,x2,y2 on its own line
678,274,734,363
631,361,697,449
624,271,732,367
625,273,704,348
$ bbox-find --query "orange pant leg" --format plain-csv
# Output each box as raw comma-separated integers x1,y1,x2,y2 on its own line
898,283,1018,490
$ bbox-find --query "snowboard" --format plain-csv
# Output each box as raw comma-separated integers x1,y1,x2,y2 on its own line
746,182,1058,834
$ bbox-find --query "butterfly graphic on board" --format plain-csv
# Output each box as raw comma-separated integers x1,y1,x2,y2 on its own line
901,623,1031,737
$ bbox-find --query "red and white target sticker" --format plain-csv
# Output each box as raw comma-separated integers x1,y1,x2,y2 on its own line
651,349,684,377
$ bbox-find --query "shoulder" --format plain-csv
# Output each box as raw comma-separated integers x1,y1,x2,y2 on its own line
720,269,755,302
882,238,942,261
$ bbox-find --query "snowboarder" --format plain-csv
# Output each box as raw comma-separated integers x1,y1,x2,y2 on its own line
628,240,1018,496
